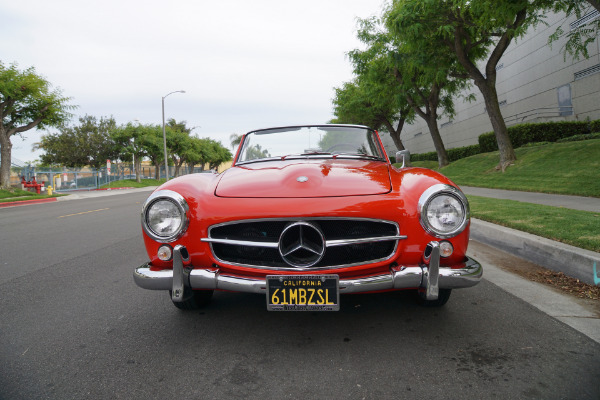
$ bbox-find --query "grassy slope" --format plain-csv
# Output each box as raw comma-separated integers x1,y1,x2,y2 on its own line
413,139,600,197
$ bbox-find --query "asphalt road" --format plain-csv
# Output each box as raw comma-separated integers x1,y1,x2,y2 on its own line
1,192,599,399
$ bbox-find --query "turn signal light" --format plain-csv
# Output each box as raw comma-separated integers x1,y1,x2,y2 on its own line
440,241,454,258
158,245,173,261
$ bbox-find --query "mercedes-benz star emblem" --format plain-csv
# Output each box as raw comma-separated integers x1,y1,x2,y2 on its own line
278,222,325,268
296,176,309,183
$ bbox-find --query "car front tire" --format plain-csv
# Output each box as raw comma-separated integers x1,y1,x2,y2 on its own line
170,289,214,310
415,288,452,307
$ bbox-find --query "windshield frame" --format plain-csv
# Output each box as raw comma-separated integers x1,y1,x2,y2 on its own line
233,125,389,166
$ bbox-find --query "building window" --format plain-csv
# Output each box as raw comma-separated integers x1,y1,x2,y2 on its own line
557,84,573,116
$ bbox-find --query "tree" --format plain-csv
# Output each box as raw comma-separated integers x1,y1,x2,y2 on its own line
37,115,118,169
550,0,600,60
206,139,232,171
0,62,74,188
136,124,166,180
342,18,416,153
229,133,243,150
332,79,412,152
166,126,192,178
352,16,470,168
387,0,557,170
112,123,152,183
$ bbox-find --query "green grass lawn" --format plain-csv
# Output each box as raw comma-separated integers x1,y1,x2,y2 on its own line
100,178,164,188
0,188,64,203
412,139,600,197
468,195,600,252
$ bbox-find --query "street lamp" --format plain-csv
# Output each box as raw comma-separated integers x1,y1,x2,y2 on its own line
162,90,185,181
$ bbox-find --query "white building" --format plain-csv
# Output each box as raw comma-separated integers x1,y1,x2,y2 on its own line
379,9,600,155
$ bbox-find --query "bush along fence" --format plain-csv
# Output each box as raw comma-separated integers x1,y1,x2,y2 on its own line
11,164,170,191
410,119,600,163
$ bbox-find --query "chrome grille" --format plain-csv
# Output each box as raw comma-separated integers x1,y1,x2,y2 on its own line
202,218,405,270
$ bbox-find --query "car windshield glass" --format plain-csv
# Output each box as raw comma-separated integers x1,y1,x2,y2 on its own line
237,126,385,163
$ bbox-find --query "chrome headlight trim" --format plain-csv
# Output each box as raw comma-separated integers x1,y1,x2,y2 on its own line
141,190,190,243
418,184,470,239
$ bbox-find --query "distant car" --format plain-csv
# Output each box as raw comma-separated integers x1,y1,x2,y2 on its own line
134,125,482,311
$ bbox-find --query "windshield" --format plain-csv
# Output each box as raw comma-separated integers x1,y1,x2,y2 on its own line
236,125,386,164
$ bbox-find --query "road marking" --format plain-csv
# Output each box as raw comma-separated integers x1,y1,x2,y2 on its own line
58,208,110,218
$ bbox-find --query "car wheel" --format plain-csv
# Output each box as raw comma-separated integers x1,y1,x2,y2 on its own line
169,289,214,310
415,288,451,307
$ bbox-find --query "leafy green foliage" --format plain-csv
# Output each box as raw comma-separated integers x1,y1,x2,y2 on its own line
0,61,75,188
412,144,481,163
37,115,118,169
385,0,560,168
478,120,599,152
550,1,600,60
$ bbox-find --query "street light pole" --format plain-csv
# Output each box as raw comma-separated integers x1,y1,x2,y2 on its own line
162,90,185,181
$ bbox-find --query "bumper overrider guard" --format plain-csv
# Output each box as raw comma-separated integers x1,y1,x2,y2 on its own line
134,242,483,302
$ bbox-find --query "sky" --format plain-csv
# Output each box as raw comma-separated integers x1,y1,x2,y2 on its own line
1,0,386,163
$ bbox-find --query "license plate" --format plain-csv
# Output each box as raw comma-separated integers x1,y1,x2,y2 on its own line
266,275,339,311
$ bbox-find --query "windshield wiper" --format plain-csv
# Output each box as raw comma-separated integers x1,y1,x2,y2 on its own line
281,152,333,160
332,153,383,160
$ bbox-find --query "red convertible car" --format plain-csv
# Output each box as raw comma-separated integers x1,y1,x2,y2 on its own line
134,125,482,311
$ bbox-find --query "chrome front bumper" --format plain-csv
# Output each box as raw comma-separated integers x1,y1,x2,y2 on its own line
133,243,483,301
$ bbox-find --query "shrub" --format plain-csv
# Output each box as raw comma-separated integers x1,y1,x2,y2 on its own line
411,151,438,162
448,144,480,161
478,120,598,151
409,119,600,164
557,132,600,142
478,131,497,152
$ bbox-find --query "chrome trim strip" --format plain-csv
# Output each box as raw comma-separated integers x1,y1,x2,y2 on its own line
201,235,407,248
201,238,279,248
326,235,407,247
133,257,483,294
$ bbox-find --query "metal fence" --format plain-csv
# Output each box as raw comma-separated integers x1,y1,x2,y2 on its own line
13,165,150,192
11,163,216,192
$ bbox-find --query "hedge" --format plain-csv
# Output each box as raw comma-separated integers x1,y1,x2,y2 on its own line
478,120,596,152
408,119,600,164
411,144,481,162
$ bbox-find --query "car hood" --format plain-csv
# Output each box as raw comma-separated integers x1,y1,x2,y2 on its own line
215,160,391,198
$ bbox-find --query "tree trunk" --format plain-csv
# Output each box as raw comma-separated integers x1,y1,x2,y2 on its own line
153,162,160,180
0,131,13,189
135,158,142,183
476,79,516,170
425,115,449,169
382,118,406,151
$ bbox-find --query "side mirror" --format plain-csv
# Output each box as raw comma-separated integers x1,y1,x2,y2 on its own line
396,150,411,168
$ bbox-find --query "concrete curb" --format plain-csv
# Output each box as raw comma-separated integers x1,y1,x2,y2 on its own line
0,197,58,208
470,218,600,286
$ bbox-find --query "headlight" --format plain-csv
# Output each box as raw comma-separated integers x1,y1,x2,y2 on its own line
141,190,189,242
418,184,469,238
